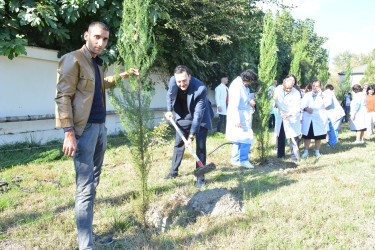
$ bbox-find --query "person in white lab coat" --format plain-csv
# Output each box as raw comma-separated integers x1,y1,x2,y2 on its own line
350,84,367,143
323,84,345,146
301,80,328,158
226,69,258,169
274,77,302,161
215,75,229,133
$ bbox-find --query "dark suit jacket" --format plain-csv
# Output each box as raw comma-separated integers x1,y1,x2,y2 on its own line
167,76,214,135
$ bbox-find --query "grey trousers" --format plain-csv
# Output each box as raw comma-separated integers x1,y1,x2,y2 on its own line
73,123,107,250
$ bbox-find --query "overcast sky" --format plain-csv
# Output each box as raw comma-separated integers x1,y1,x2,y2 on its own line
258,0,375,69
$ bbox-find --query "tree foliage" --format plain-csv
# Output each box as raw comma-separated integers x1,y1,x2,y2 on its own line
274,10,329,86
337,62,352,104
255,10,277,162
108,0,157,227
0,0,265,87
289,30,308,84
360,60,375,85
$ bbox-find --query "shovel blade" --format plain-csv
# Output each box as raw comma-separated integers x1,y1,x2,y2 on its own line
193,162,216,177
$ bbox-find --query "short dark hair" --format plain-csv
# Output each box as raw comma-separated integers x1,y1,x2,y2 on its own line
312,80,322,87
221,75,228,80
88,21,109,32
240,69,258,83
325,84,334,90
352,84,362,93
367,85,375,94
174,65,190,75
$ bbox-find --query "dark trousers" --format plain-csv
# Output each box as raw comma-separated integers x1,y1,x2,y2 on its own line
277,122,300,161
217,114,227,133
269,114,275,128
344,106,350,122
169,120,207,182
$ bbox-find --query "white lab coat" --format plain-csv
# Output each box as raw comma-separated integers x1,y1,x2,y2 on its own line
226,76,254,144
301,91,329,136
350,92,367,130
323,89,345,123
215,83,229,115
274,85,301,138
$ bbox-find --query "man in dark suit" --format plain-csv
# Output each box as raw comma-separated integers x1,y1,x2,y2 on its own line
165,65,214,190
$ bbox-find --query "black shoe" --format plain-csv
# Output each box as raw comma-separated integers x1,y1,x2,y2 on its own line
164,173,178,179
94,234,114,245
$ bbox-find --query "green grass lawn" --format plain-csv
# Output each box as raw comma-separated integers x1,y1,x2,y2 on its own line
1,122,375,249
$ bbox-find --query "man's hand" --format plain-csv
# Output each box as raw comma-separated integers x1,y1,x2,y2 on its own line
218,106,222,112
63,130,77,158
250,99,256,107
305,108,313,114
281,114,290,120
165,111,173,120
119,68,140,79
235,122,241,128
186,137,193,149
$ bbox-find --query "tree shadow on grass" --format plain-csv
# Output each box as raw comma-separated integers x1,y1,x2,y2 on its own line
0,141,66,170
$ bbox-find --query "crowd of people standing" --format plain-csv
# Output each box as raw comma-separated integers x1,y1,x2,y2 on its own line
215,72,374,166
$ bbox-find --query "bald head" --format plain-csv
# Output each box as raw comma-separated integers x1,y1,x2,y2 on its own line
283,77,294,93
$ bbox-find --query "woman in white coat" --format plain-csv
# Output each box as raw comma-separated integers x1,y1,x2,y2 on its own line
301,80,328,158
274,77,302,161
350,84,367,143
323,84,345,146
226,69,258,169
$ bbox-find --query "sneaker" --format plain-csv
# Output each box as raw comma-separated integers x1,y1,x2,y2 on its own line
354,140,361,144
164,173,178,179
230,160,241,166
359,140,365,144
240,161,254,169
94,234,114,245
315,152,321,158
302,151,309,158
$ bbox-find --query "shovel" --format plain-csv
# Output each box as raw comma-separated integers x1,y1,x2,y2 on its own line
167,117,216,177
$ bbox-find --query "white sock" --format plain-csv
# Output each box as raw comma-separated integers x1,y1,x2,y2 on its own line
304,149,308,154
315,150,319,154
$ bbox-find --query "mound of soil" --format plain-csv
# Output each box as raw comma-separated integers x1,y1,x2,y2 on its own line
187,188,243,216
146,188,243,231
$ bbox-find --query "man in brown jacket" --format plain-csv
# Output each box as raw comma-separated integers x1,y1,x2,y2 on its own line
55,21,138,249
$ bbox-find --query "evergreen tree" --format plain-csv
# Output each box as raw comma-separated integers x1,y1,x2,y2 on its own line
337,62,352,104
289,31,308,84
108,0,157,227
255,10,278,162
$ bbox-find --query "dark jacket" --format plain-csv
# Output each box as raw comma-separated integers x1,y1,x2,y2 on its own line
167,76,214,135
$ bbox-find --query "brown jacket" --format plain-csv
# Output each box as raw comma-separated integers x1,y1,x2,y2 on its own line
55,45,116,136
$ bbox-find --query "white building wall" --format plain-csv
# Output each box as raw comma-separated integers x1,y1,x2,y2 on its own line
0,46,216,145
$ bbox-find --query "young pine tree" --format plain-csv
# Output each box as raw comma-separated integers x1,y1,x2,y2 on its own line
337,62,352,104
108,0,157,227
289,31,308,84
255,10,278,162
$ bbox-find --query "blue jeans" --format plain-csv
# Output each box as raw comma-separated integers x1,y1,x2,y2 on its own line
328,118,342,146
231,142,251,162
74,123,107,250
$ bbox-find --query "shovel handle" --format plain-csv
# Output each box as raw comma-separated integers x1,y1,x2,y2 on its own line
167,117,204,168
